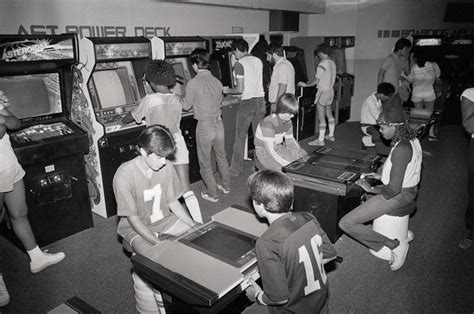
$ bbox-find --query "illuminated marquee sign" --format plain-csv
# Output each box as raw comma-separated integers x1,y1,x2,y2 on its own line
0,38,74,62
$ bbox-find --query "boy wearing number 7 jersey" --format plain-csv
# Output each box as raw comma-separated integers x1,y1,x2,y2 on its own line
245,170,337,313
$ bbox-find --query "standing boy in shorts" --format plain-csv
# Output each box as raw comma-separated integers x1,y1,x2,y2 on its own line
245,170,337,313
298,43,337,146
182,48,230,203
1,90,65,306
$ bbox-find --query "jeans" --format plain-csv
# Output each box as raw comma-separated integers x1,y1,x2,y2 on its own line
196,117,230,197
230,97,266,175
339,187,417,251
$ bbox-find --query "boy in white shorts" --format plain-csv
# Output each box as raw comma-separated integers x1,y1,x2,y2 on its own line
298,43,337,146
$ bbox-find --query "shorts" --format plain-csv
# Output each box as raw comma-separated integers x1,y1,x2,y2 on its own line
411,91,436,103
0,160,25,192
314,89,334,107
172,132,189,165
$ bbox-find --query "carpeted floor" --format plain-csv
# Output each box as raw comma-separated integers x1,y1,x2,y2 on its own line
1,121,473,313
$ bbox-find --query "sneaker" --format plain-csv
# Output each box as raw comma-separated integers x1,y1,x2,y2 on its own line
308,139,325,146
369,246,391,261
0,274,10,307
459,237,473,249
217,184,230,194
390,241,409,271
30,250,65,273
201,191,219,203
407,230,414,242
324,135,335,142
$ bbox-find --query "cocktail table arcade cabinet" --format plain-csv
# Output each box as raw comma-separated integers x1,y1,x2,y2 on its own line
0,34,92,247
283,148,382,243
131,206,268,313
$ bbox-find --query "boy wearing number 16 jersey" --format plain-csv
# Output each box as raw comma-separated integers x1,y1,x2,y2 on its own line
245,170,337,313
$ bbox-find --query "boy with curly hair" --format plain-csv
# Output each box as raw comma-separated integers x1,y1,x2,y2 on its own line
122,60,202,222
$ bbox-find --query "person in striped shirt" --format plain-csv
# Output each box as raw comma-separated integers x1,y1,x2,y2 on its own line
254,93,307,171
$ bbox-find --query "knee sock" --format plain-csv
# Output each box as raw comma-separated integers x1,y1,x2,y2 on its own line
183,190,202,223
328,118,335,137
318,124,327,141
27,246,43,262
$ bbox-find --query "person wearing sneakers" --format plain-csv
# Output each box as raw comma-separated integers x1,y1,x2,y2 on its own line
298,43,337,146
114,125,198,312
224,38,266,177
122,60,202,223
0,91,65,306
182,48,230,203
339,104,422,271
360,83,395,150
254,93,307,172
266,43,295,113
459,86,474,249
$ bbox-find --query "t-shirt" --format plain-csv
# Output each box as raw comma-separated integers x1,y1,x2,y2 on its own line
132,92,182,133
268,58,295,103
408,62,440,96
234,55,265,100
256,212,337,314
461,88,474,102
182,70,223,120
380,52,407,92
114,157,184,233
360,93,382,125
315,59,336,91
381,138,422,189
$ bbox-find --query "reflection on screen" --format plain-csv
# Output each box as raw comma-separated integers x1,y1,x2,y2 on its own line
88,61,140,110
0,73,62,119
191,226,254,262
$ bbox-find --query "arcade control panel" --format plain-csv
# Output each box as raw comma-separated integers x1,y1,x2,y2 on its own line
12,122,74,143
95,104,143,133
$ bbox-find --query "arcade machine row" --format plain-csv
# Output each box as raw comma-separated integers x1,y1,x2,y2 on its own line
72,36,163,218
162,36,209,184
0,34,93,247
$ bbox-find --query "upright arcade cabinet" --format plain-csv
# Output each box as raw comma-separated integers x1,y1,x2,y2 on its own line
208,36,239,89
283,45,316,141
0,34,92,246
72,36,163,218
162,36,208,184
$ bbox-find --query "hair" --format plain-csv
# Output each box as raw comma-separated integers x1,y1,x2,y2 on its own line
315,43,332,57
190,48,210,69
377,82,395,97
144,60,176,87
231,38,249,53
414,50,427,68
266,43,284,57
137,125,176,160
276,93,299,115
394,38,412,52
247,170,294,213
378,104,415,143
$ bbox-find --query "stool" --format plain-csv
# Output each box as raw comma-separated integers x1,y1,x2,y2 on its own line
369,213,412,261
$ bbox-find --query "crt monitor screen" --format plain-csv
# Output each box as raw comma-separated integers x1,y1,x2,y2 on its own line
168,58,193,97
0,73,62,119
89,61,140,110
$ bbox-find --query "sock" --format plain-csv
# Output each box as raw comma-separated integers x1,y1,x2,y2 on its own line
183,191,203,223
27,246,43,263
328,118,335,137
318,124,327,141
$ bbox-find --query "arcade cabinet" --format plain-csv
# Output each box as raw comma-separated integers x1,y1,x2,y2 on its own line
283,45,316,141
0,34,92,247
72,36,163,218
162,36,208,184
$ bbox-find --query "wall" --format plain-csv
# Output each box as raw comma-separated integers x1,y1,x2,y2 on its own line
0,0,270,37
